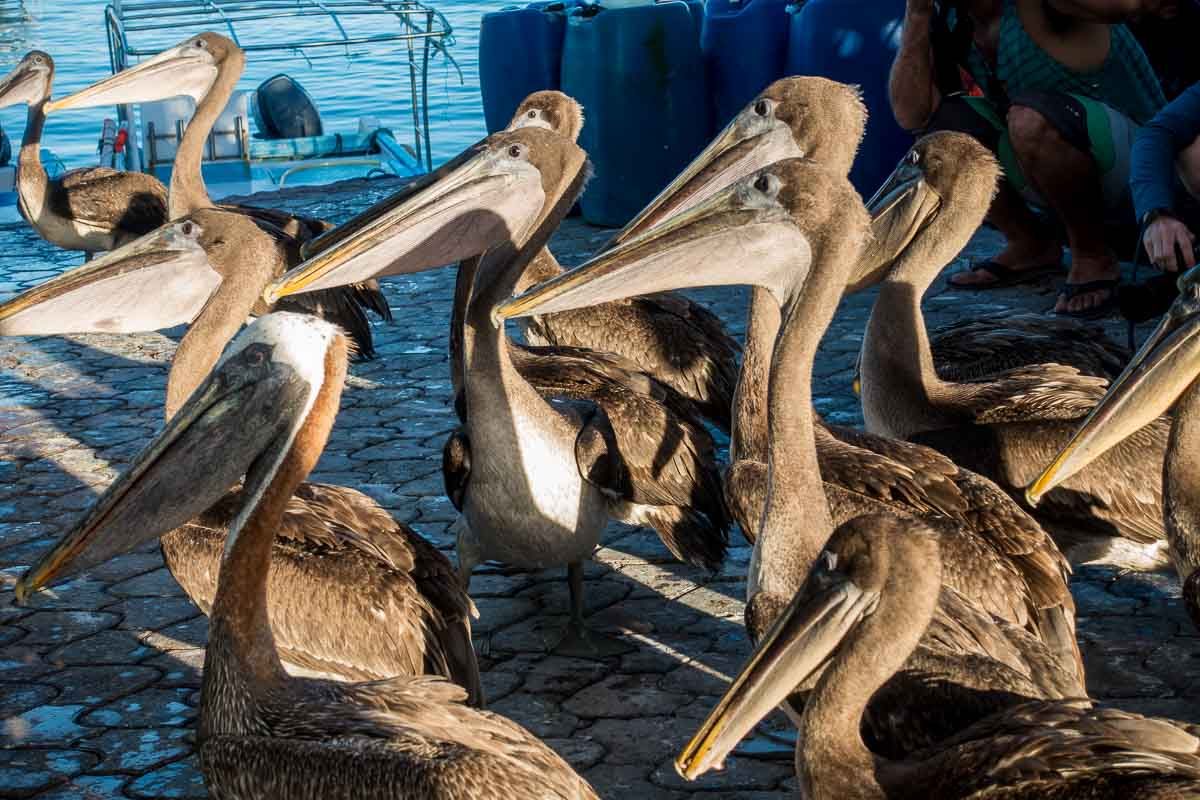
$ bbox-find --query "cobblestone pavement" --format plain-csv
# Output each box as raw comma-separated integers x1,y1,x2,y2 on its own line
1,176,1198,798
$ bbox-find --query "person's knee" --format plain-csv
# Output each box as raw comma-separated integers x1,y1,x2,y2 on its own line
1006,104,1061,160
1179,134,1200,198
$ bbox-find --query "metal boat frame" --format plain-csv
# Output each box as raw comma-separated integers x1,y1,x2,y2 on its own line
103,0,456,176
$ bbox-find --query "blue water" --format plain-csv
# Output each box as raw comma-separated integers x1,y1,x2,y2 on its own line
0,0,507,171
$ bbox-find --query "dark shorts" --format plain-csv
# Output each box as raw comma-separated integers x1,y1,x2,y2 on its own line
925,91,1138,217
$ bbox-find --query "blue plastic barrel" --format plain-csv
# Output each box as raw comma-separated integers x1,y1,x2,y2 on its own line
479,2,572,134
561,0,710,226
785,0,910,194
702,0,792,128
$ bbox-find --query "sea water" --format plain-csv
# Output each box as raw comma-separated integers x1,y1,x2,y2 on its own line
0,0,508,172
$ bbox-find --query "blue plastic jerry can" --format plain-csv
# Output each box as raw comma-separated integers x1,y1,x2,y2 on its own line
702,0,792,128
480,2,574,134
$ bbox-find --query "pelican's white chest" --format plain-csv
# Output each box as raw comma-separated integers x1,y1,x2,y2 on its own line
463,408,610,569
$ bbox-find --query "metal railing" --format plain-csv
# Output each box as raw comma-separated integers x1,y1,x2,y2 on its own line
104,0,455,172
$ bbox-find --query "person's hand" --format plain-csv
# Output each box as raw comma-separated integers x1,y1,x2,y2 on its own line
1144,214,1197,272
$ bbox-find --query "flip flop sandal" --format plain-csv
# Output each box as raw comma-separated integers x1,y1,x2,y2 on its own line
947,259,1063,290
1055,278,1120,320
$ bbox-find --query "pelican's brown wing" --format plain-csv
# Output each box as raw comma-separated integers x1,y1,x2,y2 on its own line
51,167,167,237
200,675,597,799
224,203,333,243
962,364,1111,424
932,313,1129,382
170,483,481,704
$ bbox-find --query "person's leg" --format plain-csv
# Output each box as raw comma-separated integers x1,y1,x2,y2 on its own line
1006,94,1119,314
925,95,1061,288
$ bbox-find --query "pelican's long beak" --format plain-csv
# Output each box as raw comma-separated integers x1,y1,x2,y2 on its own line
13,341,311,602
499,174,808,320
607,109,802,250
849,156,941,293
45,40,217,113
0,62,47,109
1027,281,1200,504
675,567,878,780
265,143,545,302
0,224,219,336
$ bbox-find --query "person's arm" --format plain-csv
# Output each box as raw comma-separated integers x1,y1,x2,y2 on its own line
1133,84,1200,270
1045,0,1150,23
890,0,941,131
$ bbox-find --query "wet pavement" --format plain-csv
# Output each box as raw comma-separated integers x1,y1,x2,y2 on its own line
1,176,1198,798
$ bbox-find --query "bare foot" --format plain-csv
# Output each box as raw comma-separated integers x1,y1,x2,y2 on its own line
1054,253,1121,314
948,239,1062,287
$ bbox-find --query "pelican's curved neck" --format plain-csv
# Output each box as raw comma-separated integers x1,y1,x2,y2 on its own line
752,240,858,602
731,286,780,466
449,255,479,407
170,53,243,219
1166,381,1200,577
17,98,49,216
204,345,346,716
797,560,934,800
165,270,263,420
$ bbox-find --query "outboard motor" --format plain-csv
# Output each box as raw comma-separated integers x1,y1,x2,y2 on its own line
253,74,323,139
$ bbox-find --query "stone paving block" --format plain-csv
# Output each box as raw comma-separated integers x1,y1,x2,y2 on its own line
36,774,128,800
137,616,208,652
6,578,113,612
564,674,691,719
125,756,207,799
107,568,185,598
583,763,687,800
80,688,195,729
81,552,163,583
487,692,580,738
0,683,58,718
1,704,90,745
586,715,704,765
110,597,200,633
543,735,607,772
141,650,205,689
0,748,100,798
45,630,152,667
650,755,793,792
85,727,192,774
42,666,162,708
17,611,120,646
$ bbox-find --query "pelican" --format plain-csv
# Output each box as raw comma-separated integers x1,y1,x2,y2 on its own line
503,90,741,430
1030,266,1200,627
44,32,390,352
676,514,1200,798
17,313,595,799
497,158,1084,749
2,212,481,703
0,51,167,254
857,132,1169,569
269,125,729,658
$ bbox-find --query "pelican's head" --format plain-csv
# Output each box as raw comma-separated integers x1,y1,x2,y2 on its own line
675,515,938,780
509,90,585,142
268,126,586,301
1028,266,1200,505
0,208,278,337
610,76,867,248
500,158,869,320
0,51,53,108
45,32,241,113
14,312,346,602
853,131,999,292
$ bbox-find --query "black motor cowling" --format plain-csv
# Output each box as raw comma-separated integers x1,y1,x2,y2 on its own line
253,74,323,140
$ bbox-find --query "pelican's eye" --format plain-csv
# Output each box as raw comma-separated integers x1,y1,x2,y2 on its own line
32,55,43,65
195,38,208,49
527,109,537,119
754,99,772,117
180,221,202,238
507,143,528,160
908,150,920,165
753,173,780,198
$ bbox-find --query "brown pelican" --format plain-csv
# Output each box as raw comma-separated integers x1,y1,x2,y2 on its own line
676,514,1200,798
46,32,329,240
269,126,729,657
18,313,596,799
498,159,1084,747
0,51,167,254
41,32,389,352
504,90,741,430
857,132,1169,569
2,212,481,703
1030,267,1200,626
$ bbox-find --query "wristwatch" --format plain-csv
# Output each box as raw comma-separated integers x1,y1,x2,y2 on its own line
1143,207,1175,226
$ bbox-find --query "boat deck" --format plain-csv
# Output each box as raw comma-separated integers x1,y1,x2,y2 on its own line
1,177,1197,798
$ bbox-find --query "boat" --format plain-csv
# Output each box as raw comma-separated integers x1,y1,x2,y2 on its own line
95,0,455,196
